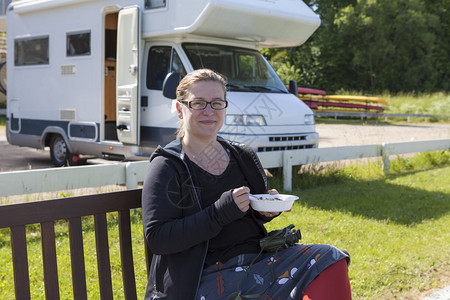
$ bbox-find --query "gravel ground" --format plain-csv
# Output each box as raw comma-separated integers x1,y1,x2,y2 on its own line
316,123,450,148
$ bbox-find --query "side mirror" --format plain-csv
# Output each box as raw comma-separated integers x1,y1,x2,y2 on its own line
289,80,298,96
162,72,181,99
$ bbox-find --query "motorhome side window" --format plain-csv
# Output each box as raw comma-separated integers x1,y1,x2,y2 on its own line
146,46,186,90
14,36,49,66
66,31,91,57
171,49,187,78
145,0,166,9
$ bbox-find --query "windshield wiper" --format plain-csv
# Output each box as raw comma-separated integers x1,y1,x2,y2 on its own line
226,83,253,92
244,85,288,93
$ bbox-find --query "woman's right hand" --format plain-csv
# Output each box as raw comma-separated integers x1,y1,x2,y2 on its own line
232,186,251,212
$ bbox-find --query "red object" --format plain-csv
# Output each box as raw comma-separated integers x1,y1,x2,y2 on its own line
298,87,327,95
302,258,352,300
304,101,384,111
286,86,327,95
72,153,80,163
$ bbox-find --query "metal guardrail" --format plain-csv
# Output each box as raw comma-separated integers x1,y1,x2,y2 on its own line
1,139,449,197
0,161,148,197
315,111,450,120
258,138,450,191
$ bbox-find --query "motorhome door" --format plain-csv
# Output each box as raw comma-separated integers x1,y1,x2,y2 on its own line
116,6,140,144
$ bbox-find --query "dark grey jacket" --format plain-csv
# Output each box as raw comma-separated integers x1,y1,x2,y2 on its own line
142,137,272,299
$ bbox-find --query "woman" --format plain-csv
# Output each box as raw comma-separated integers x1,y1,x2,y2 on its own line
142,69,351,299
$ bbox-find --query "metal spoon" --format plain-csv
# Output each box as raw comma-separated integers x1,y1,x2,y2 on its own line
248,193,259,200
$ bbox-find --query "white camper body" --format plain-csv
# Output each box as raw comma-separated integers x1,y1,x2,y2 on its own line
6,0,320,166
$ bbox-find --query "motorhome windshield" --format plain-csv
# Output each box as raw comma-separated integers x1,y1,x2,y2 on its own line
183,43,288,93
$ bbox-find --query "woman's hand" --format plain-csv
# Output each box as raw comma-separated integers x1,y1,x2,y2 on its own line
232,186,251,212
257,189,284,218
268,188,279,195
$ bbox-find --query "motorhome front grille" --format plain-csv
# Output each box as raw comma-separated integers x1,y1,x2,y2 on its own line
257,144,314,152
60,109,76,121
269,136,307,142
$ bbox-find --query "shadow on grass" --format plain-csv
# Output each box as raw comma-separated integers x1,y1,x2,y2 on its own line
293,170,450,226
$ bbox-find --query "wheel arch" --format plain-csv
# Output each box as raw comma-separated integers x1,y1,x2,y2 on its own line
41,127,74,153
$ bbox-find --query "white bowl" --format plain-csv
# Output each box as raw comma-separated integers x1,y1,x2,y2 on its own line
249,194,299,212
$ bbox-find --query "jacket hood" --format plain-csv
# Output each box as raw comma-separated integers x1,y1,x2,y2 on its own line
149,138,183,163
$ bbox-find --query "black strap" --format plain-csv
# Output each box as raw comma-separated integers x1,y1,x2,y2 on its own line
227,224,301,299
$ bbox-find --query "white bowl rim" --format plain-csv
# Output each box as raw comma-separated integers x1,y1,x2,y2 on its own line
250,194,299,201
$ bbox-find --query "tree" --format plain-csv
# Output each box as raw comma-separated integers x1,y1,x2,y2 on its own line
263,0,448,93
421,0,450,90
344,0,439,92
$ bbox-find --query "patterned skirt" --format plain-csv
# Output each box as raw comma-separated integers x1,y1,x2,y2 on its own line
197,244,349,300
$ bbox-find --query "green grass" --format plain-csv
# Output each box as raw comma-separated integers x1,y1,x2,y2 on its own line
0,151,449,299
315,92,450,124
384,92,450,116
267,151,450,299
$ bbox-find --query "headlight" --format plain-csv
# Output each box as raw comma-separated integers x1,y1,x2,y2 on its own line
304,114,315,125
225,114,267,126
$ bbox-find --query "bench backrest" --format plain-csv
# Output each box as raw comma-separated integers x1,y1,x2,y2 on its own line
0,189,149,300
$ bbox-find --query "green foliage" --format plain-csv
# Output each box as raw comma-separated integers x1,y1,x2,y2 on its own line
384,92,450,116
264,0,449,93
59,191,74,198
390,150,450,173
273,61,303,85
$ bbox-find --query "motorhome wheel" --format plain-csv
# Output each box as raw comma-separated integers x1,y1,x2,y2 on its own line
49,135,73,167
0,61,6,95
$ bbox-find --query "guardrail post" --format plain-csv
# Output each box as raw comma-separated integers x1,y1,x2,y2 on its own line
283,151,293,192
381,143,390,175
125,162,138,189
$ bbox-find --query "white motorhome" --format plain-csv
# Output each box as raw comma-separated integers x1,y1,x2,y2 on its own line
6,0,320,166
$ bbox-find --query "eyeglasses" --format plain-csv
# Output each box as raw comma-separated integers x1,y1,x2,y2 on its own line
180,99,228,110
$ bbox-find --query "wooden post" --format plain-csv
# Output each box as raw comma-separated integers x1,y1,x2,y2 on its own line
283,151,293,192
381,143,390,175
126,162,138,189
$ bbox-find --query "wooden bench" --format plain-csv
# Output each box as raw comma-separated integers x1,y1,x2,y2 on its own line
0,189,150,300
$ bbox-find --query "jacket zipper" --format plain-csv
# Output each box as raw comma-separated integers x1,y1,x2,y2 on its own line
180,150,209,299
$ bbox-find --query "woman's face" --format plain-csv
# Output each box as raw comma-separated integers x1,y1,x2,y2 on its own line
177,80,226,141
